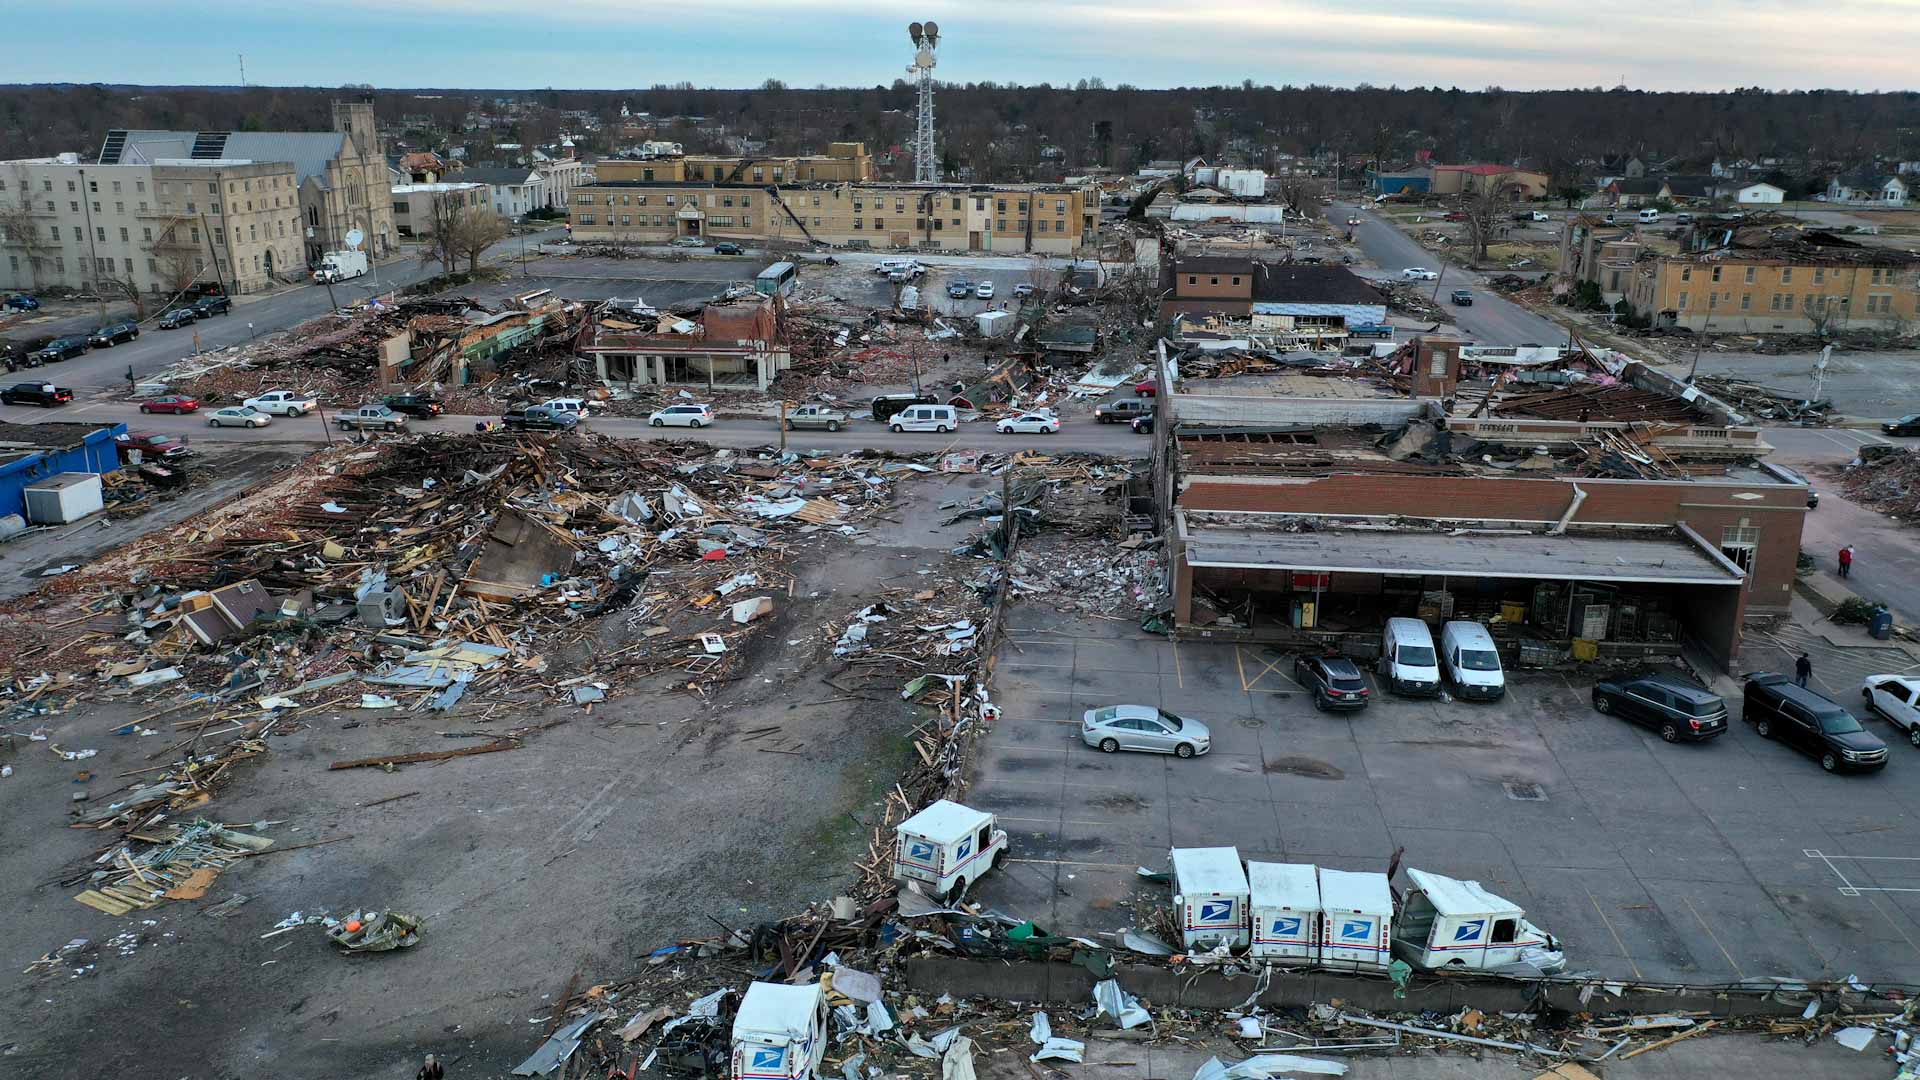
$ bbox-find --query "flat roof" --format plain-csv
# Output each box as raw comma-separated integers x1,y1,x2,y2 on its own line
1171,846,1248,895
897,799,990,844
733,981,820,1039
1247,862,1320,909
1180,522,1745,586
1317,868,1392,915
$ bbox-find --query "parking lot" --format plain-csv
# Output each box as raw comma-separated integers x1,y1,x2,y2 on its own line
969,610,1920,986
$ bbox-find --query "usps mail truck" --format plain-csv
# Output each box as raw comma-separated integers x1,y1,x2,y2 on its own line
1247,861,1321,963
1316,868,1393,971
731,981,828,1080
891,800,1007,900
1170,846,1250,950
1392,868,1566,974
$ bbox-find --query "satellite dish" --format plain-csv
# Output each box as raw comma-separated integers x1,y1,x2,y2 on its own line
908,21,923,45
345,228,365,250
923,21,938,46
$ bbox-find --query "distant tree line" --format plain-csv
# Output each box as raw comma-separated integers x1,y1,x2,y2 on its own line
4,83,1917,184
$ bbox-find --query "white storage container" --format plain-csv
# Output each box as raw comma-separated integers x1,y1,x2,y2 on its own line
23,472,104,524
1170,846,1249,950
1247,861,1321,963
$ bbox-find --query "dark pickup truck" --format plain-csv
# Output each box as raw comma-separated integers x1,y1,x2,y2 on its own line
2,382,75,407
382,394,445,418
502,406,580,432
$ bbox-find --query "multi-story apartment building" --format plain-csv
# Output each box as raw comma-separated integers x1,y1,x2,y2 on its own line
1562,214,1920,333
0,154,304,297
95,102,396,268
569,149,1095,256
391,182,491,237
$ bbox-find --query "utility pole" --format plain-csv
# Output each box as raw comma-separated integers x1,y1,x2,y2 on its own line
77,167,107,321
778,400,788,454
198,211,228,298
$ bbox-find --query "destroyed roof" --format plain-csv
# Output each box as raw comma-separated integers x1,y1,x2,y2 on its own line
101,130,352,188
700,298,780,343
1680,224,1920,265
1405,869,1526,916
1434,163,1522,176
1170,255,1257,277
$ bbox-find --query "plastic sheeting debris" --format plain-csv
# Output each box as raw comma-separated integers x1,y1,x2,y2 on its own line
941,1035,976,1080
1192,1055,1347,1080
1835,1027,1877,1052
514,1011,609,1076
1090,978,1151,1030
1030,1038,1085,1064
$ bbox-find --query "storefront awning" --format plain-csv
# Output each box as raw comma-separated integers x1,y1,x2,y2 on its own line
1181,523,1744,586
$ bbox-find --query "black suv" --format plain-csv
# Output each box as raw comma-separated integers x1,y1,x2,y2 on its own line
29,336,89,364
1294,654,1371,712
157,307,198,329
1743,673,1888,773
192,295,232,317
89,322,139,347
871,393,938,422
1593,672,1727,742
712,242,743,255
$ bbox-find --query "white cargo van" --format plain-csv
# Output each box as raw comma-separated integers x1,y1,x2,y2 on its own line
1316,868,1394,970
1637,208,1661,223
1392,868,1566,974
888,404,958,433
1247,861,1321,964
1379,617,1442,696
731,982,827,1080
891,800,1007,900
1439,621,1505,701
1170,846,1250,950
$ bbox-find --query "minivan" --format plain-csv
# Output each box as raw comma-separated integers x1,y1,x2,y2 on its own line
1380,618,1442,696
1439,621,1505,701
1637,208,1661,223
889,404,959,433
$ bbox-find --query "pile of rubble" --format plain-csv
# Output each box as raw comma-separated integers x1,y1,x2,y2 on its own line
1371,281,1453,324
1841,445,1920,521
1693,374,1832,423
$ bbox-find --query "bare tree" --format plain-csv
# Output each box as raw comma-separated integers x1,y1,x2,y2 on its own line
1802,294,1839,337
143,216,204,298
1459,187,1503,263
0,192,54,289
449,207,507,273
418,195,463,272
100,274,147,318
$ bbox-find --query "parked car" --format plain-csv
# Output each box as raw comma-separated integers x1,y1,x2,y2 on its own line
783,404,847,432
1379,617,1442,696
670,236,706,248
1,382,73,407
1674,213,1694,225
192,295,232,317
1860,675,1920,748
114,430,193,462
138,395,200,415
244,390,316,417
88,322,139,347
1080,704,1211,758
1882,414,1920,437
1294,653,1370,712
995,411,1059,434
1531,211,1551,222
1129,412,1155,434
381,394,444,418
1770,463,1819,508
333,404,408,432
502,405,579,432
1442,211,1467,222
1439,620,1506,701
1593,672,1727,742
157,307,199,329
946,279,974,299
877,259,924,278
207,405,271,428
1402,267,1439,281
538,397,592,417
1094,398,1152,423
1450,289,1473,306
1743,672,1888,772
975,281,995,300
1012,283,1036,298
3,295,40,311
29,337,89,364
712,242,743,255
649,403,715,428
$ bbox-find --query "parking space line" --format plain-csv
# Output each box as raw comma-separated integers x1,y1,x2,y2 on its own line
983,744,1069,754
1680,894,1745,978
1587,890,1644,979
1171,637,1184,689
1807,850,1920,894
998,815,1123,828
1241,647,1307,692
1235,645,1250,691
975,777,1142,792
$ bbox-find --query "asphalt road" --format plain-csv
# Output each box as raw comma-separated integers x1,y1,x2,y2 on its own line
1327,201,1567,347
22,400,1154,457
1,227,569,394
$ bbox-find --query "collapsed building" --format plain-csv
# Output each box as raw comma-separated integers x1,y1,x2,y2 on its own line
577,293,792,391
1148,337,1807,670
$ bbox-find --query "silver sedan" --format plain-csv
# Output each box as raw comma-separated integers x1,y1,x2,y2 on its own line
1081,704,1212,758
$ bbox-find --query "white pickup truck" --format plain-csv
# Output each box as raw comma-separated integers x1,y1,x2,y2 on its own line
243,390,317,417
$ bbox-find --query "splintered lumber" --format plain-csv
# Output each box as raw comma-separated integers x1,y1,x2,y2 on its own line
327,739,521,770
1618,1019,1720,1060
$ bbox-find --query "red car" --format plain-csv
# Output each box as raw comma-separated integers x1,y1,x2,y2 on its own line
1134,379,1158,397
139,395,200,414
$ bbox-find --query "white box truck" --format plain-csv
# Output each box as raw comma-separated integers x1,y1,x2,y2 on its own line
1392,868,1566,974
313,250,369,283
1247,861,1321,963
891,800,1007,900
1170,846,1250,950
730,982,827,1080
1316,868,1393,971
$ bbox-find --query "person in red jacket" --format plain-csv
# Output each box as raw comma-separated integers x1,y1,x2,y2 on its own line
1838,545,1855,579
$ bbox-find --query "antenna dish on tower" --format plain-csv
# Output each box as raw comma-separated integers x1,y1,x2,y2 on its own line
345,228,365,250
908,21,923,45
923,21,938,46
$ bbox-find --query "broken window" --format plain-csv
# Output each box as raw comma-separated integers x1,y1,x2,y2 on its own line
1720,525,1759,574
1491,918,1516,944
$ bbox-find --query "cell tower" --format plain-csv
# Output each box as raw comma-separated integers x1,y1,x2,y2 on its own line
907,21,941,184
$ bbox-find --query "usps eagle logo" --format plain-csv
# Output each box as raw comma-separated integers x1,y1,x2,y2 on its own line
1453,920,1485,943
1271,916,1302,936
752,1048,785,1070
1200,900,1235,923
1340,920,1372,941
909,841,935,861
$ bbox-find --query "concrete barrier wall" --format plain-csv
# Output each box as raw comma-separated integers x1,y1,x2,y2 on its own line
904,957,1809,1020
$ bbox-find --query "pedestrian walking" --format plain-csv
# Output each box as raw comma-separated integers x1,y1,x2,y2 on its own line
1795,651,1813,688
1838,545,1855,579
417,1054,444,1080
